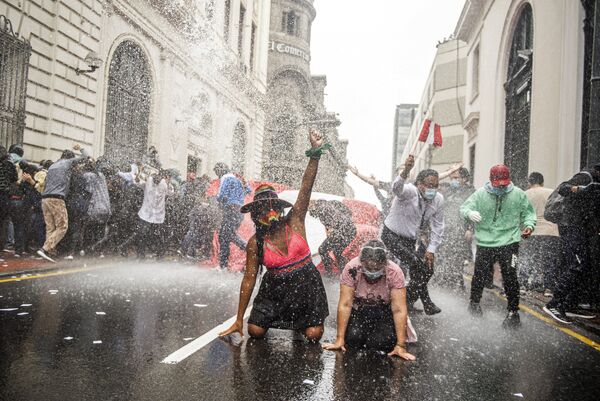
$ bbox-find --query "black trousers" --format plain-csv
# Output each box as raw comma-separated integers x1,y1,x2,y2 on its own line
548,225,594,310
381,225,433,306
471,243,520,312
319,224,356,273
345,304,396,352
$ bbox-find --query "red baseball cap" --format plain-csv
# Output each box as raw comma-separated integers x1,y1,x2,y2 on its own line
490,164,511,187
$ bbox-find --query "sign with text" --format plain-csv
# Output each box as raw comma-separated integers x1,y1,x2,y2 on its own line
269,41,310,62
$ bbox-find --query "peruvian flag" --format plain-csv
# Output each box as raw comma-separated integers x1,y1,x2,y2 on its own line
418,119,443,147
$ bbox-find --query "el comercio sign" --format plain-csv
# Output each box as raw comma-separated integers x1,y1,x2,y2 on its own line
269,41,310,62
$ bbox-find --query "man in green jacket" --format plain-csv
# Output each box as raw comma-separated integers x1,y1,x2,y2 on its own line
460,165,536,328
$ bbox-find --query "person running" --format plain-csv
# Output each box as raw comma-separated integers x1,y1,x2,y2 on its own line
214,163,250,270
542,164,600,324
461,164,536,328
381,155,445,315
219,130,329,342
322,240,417,360
310,199,357,275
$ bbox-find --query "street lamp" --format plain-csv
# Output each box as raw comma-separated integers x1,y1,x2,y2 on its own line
75,51,103,75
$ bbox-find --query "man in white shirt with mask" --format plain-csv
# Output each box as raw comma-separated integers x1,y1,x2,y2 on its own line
381,155,445,315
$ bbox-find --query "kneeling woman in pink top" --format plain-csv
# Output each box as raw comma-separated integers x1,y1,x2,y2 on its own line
220,130,329,342
323,240,417,360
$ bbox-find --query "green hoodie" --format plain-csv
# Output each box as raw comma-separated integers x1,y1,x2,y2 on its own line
460,183,537,248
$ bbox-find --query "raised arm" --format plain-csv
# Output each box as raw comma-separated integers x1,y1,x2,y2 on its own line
219,236,260,338
348,165,380,188
292,130,325,222
392,155,415,197
439,162,464,181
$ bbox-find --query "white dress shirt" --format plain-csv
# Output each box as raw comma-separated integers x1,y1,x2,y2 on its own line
137,178,172,224
384,175,445,253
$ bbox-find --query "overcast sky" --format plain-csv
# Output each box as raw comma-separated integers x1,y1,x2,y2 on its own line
310,0,466,204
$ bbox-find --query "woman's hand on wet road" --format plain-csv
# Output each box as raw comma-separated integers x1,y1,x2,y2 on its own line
322,339,346,352
219,320,244,338
388,345,416,361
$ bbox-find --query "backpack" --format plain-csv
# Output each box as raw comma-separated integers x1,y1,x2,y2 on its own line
544,171,593,223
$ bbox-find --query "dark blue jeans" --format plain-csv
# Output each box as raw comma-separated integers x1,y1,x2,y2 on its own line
218,206,246,268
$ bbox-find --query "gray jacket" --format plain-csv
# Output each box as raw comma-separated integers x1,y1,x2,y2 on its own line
84,171,111,221
42,149,89,198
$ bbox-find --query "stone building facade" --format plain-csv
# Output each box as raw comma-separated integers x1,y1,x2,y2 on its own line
262,0,349,196
400,39,468,175
0,0,272,179
455,0,600,188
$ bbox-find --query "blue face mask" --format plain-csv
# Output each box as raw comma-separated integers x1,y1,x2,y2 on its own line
424,188,437,200
491,186,508,196
363,268,385,282
450,179,461,190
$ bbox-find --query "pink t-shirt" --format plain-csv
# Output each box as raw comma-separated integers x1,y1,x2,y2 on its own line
340,257,406,305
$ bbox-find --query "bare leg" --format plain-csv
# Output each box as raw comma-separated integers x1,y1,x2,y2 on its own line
304,325,324,342
248,324,268,339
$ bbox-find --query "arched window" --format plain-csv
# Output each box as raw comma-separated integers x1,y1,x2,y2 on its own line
232,122,247,174
282,10,300,37
104,40,152,162
504,4,533,188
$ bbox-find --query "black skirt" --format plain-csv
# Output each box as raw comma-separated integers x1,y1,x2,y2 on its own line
248,262,329,330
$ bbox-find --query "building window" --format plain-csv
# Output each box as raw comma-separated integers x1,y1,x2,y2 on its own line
105,40,152,163
232,122,247,174
471,44,480,101
250,22,257,72
205,0,215,21
224,0,231,41
0,15,31,150
504,4,533,188
238,4,246,56
282,11,300,37
469,144,476,184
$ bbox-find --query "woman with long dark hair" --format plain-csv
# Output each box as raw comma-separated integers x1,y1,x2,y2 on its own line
219,130,329,342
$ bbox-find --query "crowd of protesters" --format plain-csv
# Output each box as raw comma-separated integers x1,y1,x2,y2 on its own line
0,143,228,264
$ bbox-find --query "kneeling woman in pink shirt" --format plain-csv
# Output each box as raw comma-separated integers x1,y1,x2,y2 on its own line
323,240,417,360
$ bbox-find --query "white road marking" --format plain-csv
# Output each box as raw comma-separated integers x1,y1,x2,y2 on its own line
193,304,208,308
96,311,106,315
93,340,102,344
161,308,252,365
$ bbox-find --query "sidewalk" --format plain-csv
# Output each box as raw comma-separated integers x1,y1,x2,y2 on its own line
0,251,59,277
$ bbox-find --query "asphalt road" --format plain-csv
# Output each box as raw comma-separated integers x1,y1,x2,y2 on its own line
0,260,599,401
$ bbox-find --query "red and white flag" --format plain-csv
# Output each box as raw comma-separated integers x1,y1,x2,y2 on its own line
418,119,443,147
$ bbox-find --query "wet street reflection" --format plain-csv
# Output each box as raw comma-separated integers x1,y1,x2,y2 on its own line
0,261,598,401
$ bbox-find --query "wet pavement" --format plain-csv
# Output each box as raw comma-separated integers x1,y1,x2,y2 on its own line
0,260,599,401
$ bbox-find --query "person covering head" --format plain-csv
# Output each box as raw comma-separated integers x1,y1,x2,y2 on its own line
61,149,76,160
8,144,24,163
490,164,511,187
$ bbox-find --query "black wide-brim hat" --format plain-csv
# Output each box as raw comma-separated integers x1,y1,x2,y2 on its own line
240,184,293,214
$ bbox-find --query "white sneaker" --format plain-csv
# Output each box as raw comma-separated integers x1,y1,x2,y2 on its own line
37,249,56,263
566,310,596,319
64,255,74,261
544,289,553,297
